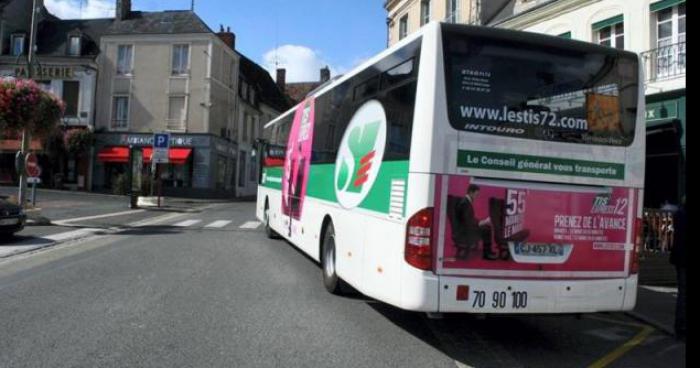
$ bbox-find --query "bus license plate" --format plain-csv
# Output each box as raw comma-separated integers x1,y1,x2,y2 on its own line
471,289,528,310
513,243,564,257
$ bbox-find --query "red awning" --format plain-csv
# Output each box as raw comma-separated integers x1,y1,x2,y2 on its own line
143,147,192,165
97,146,129,163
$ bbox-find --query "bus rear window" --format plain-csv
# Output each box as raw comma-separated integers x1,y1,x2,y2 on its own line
443,31,639,146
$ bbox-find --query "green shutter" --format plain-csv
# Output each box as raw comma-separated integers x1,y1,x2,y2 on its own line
558,32,572,39
592,15,624,31
650,0,685,12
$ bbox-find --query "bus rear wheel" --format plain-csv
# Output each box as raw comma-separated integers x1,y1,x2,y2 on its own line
322,223,342,295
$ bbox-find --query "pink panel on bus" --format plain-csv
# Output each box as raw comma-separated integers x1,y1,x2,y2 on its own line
436,175,630,275
282,98,316,220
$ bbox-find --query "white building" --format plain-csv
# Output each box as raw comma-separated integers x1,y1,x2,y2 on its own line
490,0,686,208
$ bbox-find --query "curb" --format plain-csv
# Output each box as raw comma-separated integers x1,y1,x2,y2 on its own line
624,311,675,336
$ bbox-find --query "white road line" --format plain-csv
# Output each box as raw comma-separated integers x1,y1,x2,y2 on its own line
239,221,261,229
44,228,101,242
205,220,232,228
53,209,146,225
173,219,202,227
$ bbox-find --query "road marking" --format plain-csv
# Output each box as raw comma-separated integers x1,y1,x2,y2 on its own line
53,210,146,226
44,228,101,242
239,221,261,229
586,317,655,368
173,219,202,227
205,220,232,228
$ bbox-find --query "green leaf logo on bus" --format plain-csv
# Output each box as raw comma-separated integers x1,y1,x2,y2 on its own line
335,100,387,209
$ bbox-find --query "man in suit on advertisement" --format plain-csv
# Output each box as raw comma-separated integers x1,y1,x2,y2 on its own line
451,184,499,260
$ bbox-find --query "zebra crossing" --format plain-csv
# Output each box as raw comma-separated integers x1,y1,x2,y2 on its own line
170,218,260,230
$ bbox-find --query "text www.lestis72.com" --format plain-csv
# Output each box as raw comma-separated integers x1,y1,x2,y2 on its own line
460,105,589,131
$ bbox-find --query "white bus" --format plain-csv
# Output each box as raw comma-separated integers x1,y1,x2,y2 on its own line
256,22,645,314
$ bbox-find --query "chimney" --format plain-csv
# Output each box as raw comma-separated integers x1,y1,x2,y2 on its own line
116,0,132,21
320,66,331,82
276,68,286,91
216,25,235,50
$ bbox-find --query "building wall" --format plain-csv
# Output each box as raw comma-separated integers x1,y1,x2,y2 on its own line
494,0,686,206
386,0,476,46
93,33,242,197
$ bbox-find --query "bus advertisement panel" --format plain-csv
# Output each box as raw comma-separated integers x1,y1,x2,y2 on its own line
435,175,634,277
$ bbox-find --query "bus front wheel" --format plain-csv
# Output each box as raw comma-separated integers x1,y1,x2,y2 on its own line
322,223,342,295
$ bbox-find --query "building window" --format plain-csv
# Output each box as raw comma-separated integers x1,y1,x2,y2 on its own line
172,44,190,76
241,80,248,100
62,81,80,117
68,36,81,56
238,151,247,187
558,31,572,39
112,96,129,129
654,2,686,78
241,112,248,142
421,0,431,26
167,96,186,130
446,0,459,23
116,45,133,75
11,34,25,56
399,15,408,40
593,15,624,49
249,156,257,182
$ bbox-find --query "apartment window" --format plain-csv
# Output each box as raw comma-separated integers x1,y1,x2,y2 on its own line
399,15,408,40
11,34,25,56
172,44,190,76
116,45,133,75
421,0,431,26
68,36,81,56
238,151,247,187
241,80,248,100
558,32,572,39
446,0,459,23
250,89,256,106
112,96,129,129
62,81,80,117
242,113,248,142
249,156,257,182
654,2,686,77
168,96,186,122
593,15,624,49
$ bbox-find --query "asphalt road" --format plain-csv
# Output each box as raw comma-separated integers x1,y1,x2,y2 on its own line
0,202,685,367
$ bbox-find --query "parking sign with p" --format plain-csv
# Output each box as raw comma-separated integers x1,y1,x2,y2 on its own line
152,133,170,164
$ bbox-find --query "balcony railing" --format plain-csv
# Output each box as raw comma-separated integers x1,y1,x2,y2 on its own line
166,119,186,132
641,41,686,82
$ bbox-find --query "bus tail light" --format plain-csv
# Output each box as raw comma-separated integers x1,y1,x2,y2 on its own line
405,207,434,271
631,217,642,274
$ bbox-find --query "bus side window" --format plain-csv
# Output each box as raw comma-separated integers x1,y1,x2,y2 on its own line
381,58,415,89
353,75,380,101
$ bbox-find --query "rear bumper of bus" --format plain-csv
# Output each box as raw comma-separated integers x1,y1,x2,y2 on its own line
399,267,638,313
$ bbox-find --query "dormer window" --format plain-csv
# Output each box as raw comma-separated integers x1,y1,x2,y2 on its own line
68,36,81,56
11,34,25,56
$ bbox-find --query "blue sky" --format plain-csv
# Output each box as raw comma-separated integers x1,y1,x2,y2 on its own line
45,0,388,82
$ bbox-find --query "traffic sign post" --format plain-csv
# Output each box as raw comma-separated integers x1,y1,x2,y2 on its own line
24,153,41,207
152,133,170,207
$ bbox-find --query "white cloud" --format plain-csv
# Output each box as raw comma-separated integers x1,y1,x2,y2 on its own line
263,45,338,84
45,0,114,19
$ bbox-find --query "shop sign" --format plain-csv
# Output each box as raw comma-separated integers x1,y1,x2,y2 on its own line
119,134,193,147
14,65,74,79
646,100,678,121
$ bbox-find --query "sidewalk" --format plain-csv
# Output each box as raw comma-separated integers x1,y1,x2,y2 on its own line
628,285,678,336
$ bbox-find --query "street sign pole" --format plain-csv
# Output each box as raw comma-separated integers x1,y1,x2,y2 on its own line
152,133,170,208
17,0,40,209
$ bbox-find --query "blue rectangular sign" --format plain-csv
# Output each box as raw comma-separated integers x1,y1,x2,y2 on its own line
154,133,170,148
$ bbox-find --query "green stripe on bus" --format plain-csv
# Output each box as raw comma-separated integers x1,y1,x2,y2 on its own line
263,160,410,215
457,150,625,180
